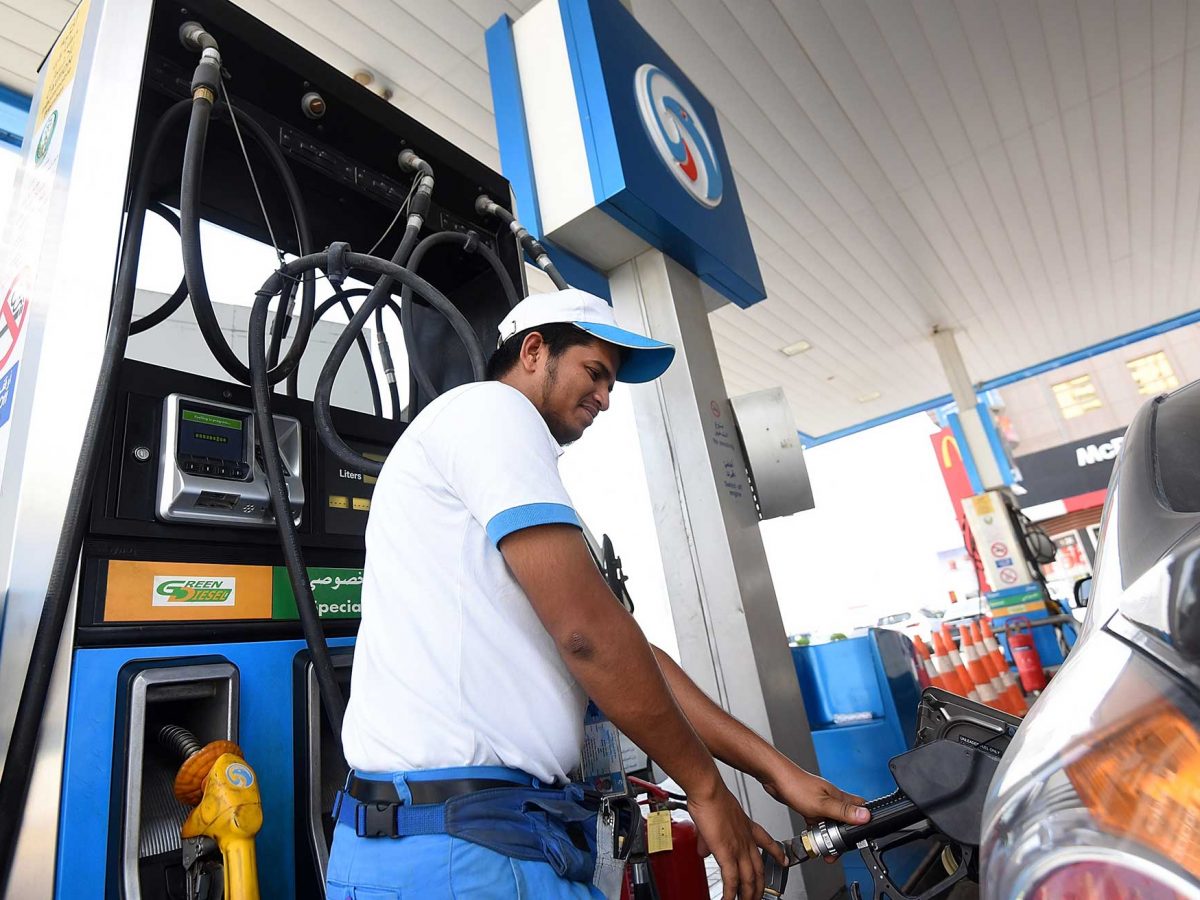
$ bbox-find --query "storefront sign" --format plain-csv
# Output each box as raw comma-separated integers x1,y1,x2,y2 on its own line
1015,427,1125,508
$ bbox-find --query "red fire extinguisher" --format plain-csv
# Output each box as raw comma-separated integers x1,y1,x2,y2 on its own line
1006,617,1047,693
620,778,709,900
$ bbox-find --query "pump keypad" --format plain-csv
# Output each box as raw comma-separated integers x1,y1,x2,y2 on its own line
180,458,250,480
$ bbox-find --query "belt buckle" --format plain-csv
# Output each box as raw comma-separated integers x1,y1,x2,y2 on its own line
357,800,399,838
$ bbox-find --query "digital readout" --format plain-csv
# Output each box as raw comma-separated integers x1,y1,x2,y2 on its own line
179,407,245,463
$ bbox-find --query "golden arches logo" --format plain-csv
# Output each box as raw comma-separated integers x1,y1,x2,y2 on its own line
940,434,962,469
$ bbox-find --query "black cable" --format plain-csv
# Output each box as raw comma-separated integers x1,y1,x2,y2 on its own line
401,230,520,412
266,272,300,370
179,71,315,385
0,99,192,893
129,202,189,335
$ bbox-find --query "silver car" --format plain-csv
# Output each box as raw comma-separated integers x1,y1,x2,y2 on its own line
980,379,1200,897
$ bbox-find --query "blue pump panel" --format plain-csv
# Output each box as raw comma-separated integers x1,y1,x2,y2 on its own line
792,629,925,899
57,637,354,899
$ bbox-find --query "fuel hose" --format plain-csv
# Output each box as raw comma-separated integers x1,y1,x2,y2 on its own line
285,287,396,419
475,195,568,290
289,251,484,479
179,48,316,385
401,229,519,416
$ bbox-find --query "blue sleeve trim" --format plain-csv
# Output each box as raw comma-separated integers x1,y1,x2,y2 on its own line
486,502,580,546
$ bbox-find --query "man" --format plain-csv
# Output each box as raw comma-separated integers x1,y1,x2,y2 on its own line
329,289,869,900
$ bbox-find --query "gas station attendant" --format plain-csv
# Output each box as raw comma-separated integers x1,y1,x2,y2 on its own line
328,289,870,900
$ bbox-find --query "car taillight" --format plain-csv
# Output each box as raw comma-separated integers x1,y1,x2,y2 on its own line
1030,861,1190,900
1066,702,1200,881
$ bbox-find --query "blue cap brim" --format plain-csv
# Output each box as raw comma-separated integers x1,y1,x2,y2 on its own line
574,321,676,383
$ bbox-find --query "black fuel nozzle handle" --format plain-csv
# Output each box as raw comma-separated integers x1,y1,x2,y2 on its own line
760,791,924,898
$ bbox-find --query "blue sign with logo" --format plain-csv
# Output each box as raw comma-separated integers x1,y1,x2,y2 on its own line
487,0,764,308
0,362,18,429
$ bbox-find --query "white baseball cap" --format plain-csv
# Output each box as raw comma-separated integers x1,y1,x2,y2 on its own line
496,288,675,383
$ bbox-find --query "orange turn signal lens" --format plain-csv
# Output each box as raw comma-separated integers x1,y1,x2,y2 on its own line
1066,702,1200,880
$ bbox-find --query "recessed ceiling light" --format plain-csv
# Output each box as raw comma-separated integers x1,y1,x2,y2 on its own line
857,391,881,403
779,339,812,356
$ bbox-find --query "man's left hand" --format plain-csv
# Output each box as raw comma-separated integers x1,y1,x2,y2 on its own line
761,764,869,827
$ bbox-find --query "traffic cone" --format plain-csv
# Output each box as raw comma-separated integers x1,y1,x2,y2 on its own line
969,621,1012,712
931,630,972,699
959,625,999,707
967,621,1009,712
914,638,942,689
980,618,1028,714
940,624,980,702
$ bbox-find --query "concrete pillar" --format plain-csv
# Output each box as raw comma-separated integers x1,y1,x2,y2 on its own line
932,327,1006,490
609,248,840,900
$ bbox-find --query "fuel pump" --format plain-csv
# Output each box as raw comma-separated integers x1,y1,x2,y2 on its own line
0,0,533,894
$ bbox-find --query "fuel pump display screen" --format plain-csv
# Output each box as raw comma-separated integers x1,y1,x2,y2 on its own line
177,406,249,478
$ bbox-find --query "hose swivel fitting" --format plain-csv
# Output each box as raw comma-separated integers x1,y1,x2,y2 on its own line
190,47,222,102
179,21,219,53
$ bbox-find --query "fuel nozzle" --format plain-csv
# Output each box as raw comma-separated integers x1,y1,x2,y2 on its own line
159,724,243,805
159,725,262,900
761,791,923,898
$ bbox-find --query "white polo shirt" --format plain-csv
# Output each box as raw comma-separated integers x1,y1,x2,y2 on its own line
342,381,588,784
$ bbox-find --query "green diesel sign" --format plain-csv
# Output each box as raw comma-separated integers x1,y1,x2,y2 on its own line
271,566,363,619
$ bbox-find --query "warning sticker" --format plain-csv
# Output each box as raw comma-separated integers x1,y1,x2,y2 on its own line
0,268,31,369
36,0,91,129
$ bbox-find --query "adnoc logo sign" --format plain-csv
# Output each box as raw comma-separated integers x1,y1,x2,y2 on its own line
153,576,237,607
633,64,722,208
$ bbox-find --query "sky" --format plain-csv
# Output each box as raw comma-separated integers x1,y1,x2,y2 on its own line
759,413,965,638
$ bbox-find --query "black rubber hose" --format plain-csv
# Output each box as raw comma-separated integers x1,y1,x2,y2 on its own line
476,195,568,290
248,274,346,736
129,202,189,335
0,100,192,894
274,251,485,478
179,89,316,384
401,230,520,411
367,154,432,417
286,288,386,419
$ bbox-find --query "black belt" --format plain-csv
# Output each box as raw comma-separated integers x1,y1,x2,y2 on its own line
346,774,525,805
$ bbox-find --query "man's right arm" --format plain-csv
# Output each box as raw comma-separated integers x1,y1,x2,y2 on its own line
500,523,781,900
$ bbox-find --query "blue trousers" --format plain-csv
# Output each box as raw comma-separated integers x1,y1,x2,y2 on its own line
325,823,602,899
326,766,603,899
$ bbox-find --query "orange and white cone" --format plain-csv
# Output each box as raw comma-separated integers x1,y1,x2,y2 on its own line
960,625,999,707
940,624,980,702
980,618,1028,715
914,638,942,690
932,630,974,699
969,621,1012,712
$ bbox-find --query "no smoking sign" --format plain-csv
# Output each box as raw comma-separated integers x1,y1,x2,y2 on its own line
0,269,31,370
